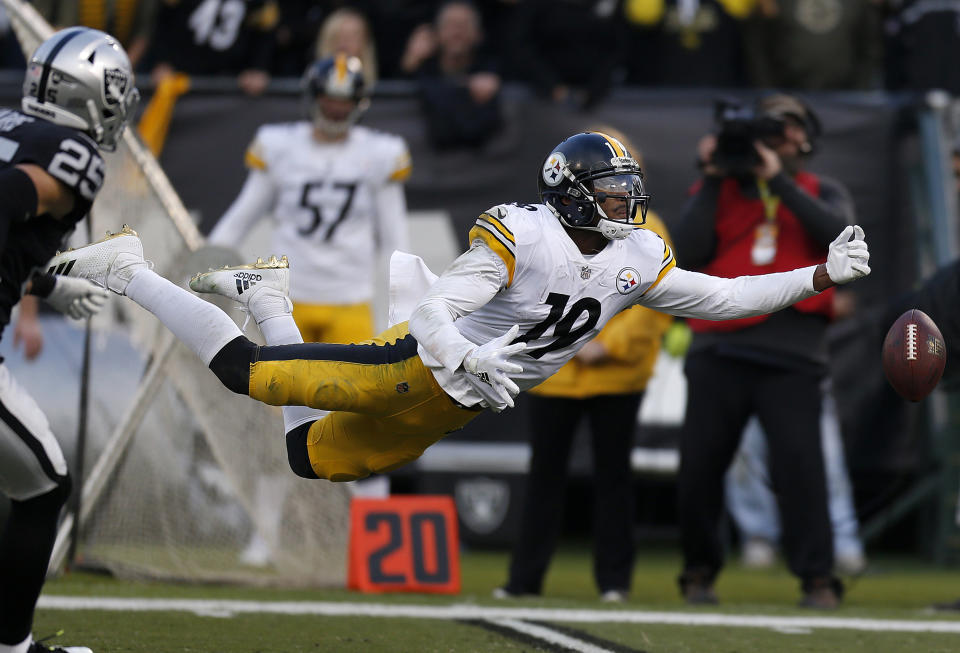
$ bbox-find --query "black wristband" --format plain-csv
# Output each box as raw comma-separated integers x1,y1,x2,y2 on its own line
27,272,56,298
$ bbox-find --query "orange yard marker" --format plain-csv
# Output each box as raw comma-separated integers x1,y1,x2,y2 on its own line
348,496,460,594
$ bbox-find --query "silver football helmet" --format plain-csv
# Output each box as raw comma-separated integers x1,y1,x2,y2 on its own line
22,27,139,151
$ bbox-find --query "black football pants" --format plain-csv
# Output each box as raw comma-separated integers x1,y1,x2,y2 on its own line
678,350,834,586
506,392,642,595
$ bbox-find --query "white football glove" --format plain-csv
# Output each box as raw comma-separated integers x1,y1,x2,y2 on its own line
463,324,527,411
825,225,871,285
44,276,109,319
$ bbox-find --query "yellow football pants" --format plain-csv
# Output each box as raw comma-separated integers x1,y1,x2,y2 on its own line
292,301,374,344
248,322,480,482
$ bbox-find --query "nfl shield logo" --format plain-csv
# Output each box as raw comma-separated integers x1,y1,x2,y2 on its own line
580,266,592,280
396,381,409,394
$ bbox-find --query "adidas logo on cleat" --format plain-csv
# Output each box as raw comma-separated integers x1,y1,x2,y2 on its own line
48,259,77,275
189,254,289,305
234,271,263,294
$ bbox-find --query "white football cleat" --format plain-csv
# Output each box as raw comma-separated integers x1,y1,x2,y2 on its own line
45,225,147,295
190,256,291,326
189,255,290,306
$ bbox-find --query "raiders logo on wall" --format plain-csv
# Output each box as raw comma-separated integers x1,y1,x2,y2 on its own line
454,476,510,535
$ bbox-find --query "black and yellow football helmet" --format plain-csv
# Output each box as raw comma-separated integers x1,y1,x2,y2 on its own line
302,54,369,136
538,131,650,240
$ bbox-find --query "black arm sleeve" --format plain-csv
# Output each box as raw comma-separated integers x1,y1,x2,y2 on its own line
0,166,38,255
767,172,853,248
673,176,723,268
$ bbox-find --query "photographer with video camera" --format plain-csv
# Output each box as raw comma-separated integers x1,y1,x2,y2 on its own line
673,93,854,609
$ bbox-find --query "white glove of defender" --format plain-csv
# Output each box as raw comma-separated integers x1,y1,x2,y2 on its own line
44,276,109,319
463,324,527,411
825,225,871,285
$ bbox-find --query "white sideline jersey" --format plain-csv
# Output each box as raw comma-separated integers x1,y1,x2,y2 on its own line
211,121,411,304
409,202,820,410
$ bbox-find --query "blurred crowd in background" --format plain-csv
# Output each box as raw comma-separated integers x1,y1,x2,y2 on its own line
0,1,955,101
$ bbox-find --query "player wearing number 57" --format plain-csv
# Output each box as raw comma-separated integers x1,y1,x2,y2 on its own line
207,54,411,345
47,131,870,487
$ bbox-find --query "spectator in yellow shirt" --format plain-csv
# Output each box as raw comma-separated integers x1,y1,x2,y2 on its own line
496,128,672,602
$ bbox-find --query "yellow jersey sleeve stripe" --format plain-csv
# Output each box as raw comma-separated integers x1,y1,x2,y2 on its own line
642,257,676,296
469,225,516,287
245,149,267,171
388,164,412,182
642,250,677,296
659,244,675,273
477,213,516,245
472,220,517,257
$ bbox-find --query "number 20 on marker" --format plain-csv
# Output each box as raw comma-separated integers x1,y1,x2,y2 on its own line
347,496,460,594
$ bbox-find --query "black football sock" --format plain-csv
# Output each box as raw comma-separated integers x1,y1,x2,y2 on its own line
0,481,69,645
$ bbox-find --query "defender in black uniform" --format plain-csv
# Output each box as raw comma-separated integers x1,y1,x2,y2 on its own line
0,28,139,653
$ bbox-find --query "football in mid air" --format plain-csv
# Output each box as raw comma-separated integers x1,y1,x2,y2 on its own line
882,309,946,402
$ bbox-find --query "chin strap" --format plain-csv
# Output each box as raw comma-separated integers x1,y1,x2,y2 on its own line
546,195,641,241
556,216,638,241
311,98,370,138
554,210,639,240
85,98,106,146
597,219,638,240
313,115,350,137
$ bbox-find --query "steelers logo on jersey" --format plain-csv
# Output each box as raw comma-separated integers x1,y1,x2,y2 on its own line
617,267,641,294
542,151,566,187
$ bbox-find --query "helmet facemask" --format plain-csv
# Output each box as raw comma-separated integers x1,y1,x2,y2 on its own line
309,94,368,137
96,69,140,151
546,166,649,240
589,172,649,237
303,55,369,138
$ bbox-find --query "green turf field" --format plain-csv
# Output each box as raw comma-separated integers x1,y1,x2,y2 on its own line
33,548,960,652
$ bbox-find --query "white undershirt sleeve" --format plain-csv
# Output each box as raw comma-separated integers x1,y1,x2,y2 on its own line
408,244,506,373
207,170,277,247
373,182,410,255
638,265,820,320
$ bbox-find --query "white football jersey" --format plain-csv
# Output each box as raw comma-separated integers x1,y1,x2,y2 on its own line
421,202,675,405
244,121,411,304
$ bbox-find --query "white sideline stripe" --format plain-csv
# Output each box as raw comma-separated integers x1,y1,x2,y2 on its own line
36,596,960,634
490,618,615,653
414,442,680,474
